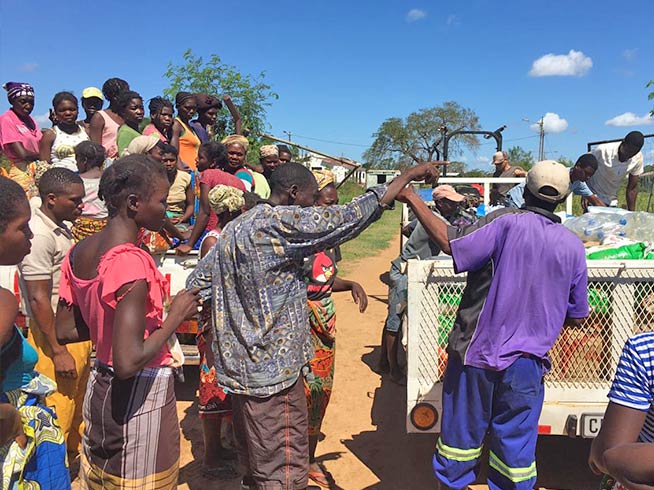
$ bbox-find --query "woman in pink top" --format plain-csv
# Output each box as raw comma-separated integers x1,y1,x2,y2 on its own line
0,82,41,197
143,97,174,143
88,78,128,160
56,155,199,488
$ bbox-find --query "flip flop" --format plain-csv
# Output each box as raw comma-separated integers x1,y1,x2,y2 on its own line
308,469,331,489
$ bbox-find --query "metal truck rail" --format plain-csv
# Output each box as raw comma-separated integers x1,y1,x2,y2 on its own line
406,258,654,436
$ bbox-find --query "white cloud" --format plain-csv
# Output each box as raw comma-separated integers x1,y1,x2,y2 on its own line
32,112,50,127
476,156,489,163
446,14,460,26
605,112,654,127
622,48,637,61
18,63,38,73
406,9,426,22
530,112,568,133
528,49,592,77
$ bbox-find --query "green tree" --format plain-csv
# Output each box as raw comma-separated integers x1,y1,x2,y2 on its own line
363,101,480,169
506,146,534,170
558,156,575,167
164,49,278,141
648,80,654,115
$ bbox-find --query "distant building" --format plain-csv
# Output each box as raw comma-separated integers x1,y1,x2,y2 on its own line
306,153,366,185
366,169,400,187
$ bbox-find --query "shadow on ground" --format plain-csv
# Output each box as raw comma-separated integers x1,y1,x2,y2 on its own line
346,349,602,490
175,365,241,490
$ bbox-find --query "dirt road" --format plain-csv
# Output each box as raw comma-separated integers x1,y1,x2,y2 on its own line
74,235,602,489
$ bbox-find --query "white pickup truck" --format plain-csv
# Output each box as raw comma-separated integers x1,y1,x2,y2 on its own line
405,254,654,438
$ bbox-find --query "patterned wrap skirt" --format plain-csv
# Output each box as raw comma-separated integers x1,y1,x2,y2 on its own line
304,297,336,436
0,374,70,490
79,363,179,490
71,217,107,242
197,326,231,419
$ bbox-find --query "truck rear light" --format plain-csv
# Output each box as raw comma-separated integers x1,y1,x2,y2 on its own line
410,402,438,431
538,425,552,434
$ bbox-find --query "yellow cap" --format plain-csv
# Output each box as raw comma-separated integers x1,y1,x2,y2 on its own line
82,87,103,100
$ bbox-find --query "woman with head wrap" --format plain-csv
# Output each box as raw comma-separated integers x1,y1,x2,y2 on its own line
171,92,201,171
194,184,246,479
221,134,256,192
123,134,162,160
143,97,174,143
302,169,368,489
0,82,41,197
191,94,221,144
89,77,129,160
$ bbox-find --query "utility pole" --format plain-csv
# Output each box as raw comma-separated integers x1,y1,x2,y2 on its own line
523,117,545,161
537,118,545,162
283,130,292,142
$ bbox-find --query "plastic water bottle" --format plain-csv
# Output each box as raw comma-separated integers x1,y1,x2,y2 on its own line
624,212,654,243
565,213,628,242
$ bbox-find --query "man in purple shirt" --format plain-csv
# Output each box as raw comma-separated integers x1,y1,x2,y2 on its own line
398,160,589,490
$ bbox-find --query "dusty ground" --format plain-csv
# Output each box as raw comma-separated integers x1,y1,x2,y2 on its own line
74,235,602,489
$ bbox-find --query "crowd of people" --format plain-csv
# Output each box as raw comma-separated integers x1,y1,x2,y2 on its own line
0,75,652,490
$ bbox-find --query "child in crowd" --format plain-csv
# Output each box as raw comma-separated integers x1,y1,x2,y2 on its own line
72,141,107,241
175,142,245,255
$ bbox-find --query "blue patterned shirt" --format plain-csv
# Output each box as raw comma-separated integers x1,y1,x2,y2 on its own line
186,186,386,397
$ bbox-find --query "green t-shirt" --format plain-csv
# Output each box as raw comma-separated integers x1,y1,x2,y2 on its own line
116,125,141,157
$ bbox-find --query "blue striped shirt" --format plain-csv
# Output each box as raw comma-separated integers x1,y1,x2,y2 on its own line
608,333,654,442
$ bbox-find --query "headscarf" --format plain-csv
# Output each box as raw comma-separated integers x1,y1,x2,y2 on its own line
3,82,34,103
221,134,249,152
195,93,221,111
259,144,278,158
175,91,195,107
123,135,160,156
313,169,335,191
208,185,245,215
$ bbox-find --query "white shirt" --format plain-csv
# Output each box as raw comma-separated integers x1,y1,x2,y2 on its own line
588,141,643,206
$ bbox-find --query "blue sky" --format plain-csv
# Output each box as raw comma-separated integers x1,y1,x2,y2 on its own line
1,0,653,169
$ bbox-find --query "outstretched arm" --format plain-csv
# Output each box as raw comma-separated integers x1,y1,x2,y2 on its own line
222,95,242,135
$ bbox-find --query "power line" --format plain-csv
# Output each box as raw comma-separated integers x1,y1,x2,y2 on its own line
291,133,370,148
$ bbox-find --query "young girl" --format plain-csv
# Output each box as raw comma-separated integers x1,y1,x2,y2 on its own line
89,78,129,161
38,92,89,172
160,144,194,226
71,141,107,241
195,184,246,479
0,176,70,489
143,97,174,143
115,90,144,157
56,155,199,488
175,142,245,255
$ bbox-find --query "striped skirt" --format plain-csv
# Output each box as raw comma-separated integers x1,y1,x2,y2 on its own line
79,363,180,490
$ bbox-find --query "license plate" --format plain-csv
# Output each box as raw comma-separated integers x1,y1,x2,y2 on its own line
580,413,604,438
